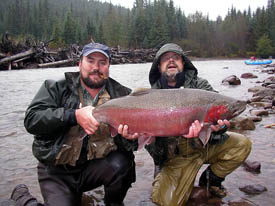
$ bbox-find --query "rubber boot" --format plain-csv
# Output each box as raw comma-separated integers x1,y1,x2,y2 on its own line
10,184,42,206
199,167,227,198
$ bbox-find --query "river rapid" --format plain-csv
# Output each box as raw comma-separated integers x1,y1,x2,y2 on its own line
0,60,274,205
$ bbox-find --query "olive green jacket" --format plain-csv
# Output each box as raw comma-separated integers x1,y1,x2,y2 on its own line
146,43,228,165
24,72,138,166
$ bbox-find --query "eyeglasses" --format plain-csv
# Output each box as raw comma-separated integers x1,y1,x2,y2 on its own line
160,54,182,62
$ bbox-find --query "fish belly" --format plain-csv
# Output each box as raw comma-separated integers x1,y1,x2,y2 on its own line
94,106,207,137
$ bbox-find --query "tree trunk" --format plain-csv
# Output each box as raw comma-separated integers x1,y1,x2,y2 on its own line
0,48,35,65
38,58,76,68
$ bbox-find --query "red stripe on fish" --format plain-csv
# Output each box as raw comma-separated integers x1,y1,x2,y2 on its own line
204,105,228,123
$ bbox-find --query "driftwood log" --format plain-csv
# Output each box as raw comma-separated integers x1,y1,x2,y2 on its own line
0,34,159,70
38,58,78,68
0,48,34,65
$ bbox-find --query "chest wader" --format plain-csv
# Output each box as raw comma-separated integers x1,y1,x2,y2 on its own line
152,132,251,206
55,88,117,166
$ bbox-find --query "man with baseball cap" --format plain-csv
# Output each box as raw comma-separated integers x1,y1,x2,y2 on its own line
13,42,138,206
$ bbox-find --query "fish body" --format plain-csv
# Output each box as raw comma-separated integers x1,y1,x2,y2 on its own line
93,88,246,147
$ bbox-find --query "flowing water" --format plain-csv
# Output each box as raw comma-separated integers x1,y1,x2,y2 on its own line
0,60,274,205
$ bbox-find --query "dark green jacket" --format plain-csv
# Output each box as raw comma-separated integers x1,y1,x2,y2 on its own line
24,72,138,166
146,43,228,165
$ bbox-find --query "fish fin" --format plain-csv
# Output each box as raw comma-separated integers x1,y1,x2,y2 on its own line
130,88,153,96
110,126,118,137
198,123,212,147
138,135,153,150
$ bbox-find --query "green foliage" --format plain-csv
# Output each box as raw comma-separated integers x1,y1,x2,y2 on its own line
256,34,274,58
63,11,77,44
0,0,275,58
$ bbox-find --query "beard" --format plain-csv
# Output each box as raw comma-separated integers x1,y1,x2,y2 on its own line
163,66,180,82
81,70,107,89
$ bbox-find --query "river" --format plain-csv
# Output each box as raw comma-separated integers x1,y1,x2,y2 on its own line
0,60,274,205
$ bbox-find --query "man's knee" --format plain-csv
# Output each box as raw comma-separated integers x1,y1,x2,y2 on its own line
227,132,252,158
106,151,134,174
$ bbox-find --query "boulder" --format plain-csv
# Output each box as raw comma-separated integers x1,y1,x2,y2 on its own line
241,73,258,79
239,184,267,195
250,109,269,116
230,117,255,130
222,75,241,85
242,160,261,173
247,116,262,122
249,102,272,109
248,86,266,93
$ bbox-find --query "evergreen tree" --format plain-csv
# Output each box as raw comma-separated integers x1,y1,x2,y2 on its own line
63,11,77,44
86,17,96,42
256,34,274,58
50,18,65,48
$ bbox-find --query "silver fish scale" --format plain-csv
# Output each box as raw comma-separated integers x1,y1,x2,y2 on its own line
96,89,236,110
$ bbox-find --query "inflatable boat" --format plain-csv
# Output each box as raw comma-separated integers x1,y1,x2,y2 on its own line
245,59,272,65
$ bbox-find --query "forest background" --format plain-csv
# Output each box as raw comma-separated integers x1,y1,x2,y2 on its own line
0,0,275,58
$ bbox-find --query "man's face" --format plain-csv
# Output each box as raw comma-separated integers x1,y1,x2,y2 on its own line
159,52,184,82
79,52,110,89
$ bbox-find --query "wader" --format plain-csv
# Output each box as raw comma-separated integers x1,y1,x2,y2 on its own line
152,132,252,206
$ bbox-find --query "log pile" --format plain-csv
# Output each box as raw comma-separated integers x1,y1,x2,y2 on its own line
0,33,157,70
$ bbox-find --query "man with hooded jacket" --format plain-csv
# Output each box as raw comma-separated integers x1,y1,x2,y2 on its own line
144,43,252,205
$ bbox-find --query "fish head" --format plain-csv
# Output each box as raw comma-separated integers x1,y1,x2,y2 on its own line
205,99,246,123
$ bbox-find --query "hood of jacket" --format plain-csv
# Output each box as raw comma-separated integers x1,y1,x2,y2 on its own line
149,43,198,87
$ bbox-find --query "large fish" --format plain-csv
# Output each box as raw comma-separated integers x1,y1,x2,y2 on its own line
92,88,246,149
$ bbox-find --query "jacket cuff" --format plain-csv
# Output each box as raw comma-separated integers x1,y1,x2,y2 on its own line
63,109,77,126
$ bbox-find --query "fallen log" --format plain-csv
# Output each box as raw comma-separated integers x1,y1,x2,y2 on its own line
38,58,77,68
0,52,6,58
0,48,35,65
13,56,31,63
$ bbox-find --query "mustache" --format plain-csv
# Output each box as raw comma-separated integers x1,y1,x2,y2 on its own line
88,70,103,76
167,63,177,68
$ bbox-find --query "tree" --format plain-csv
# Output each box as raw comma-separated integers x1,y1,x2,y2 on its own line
256,34,274,58
63,11,77,44
50,18,65,49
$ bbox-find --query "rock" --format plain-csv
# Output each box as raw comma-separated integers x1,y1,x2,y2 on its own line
249,96,263,102
230,117,255,130
252,88,275,98
247,116,262,122
188,186,209,202
262,76,275,84
248,86,266,93
249,102,272,109
222,75,241,85
239,184,267,195
262,68,275,74
266,84,275,89
241,73,258,79
228,198,256,206
249,109,269,116
242,160,261,173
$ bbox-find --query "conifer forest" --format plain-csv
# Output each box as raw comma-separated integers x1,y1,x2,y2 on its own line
0,0,275,58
